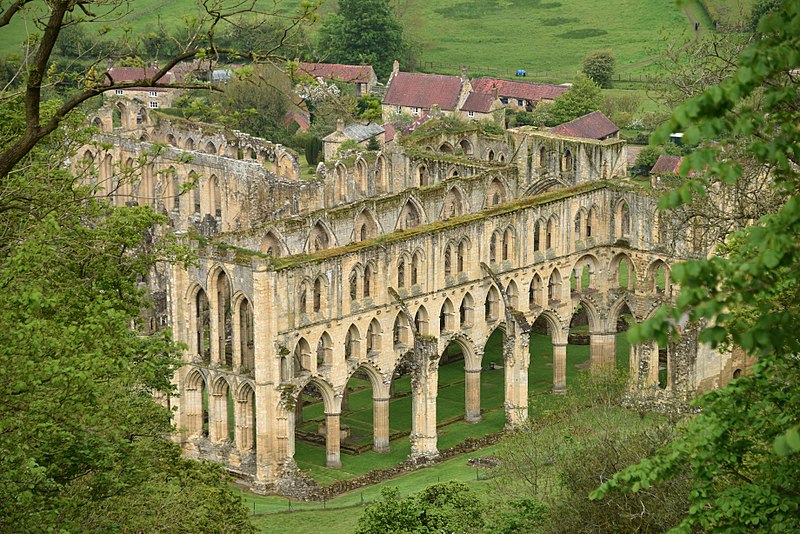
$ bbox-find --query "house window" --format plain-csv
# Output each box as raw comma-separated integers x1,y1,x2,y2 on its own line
149,101,158,109
500,97,509,105
149,90,158,97
412,107,420,114
115,89,124,95
517,99,524,106
467,111,475,118
395,106,401,113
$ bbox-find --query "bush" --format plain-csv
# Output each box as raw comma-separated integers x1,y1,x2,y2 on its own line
305,136,323,166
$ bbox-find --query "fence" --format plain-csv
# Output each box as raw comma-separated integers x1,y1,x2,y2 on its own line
419,61,660,85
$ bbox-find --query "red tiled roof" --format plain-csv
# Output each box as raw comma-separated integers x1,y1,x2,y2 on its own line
299,62,375,84
551,111,619,140
471,77,568,102
461,91,495,113
107,67,174,84
383,72,463,111
650,154,683,175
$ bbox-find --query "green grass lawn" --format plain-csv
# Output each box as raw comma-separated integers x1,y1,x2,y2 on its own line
4,0,694,81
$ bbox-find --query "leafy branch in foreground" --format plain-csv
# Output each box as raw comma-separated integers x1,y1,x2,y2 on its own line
592,2,800,531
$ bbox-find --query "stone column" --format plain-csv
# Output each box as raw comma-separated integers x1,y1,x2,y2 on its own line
373,396,390,452
235,398,253,452
232,301,241,373
504,333,529,427
590,331,617,371
325,412,342,468
209,391,226,443
410,347,440,459
553,342,567,393
464,368,482,423
209,282,220,365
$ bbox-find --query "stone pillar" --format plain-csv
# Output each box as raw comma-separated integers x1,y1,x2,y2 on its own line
235,398,253,451
553,342,567,393
373,396,390,452
410,344,440,459
504,333,529,427
209,280,220,365
325,412,342,468
209,391,227,443
232,301,242,373
590,331,617,371
464,368,482,423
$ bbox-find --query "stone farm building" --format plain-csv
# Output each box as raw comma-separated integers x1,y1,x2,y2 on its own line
76,96,751,494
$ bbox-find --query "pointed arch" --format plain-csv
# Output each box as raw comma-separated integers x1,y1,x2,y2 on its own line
414,305,430,336
393,312,411,346
354,208,380,242
506,279,520,309
411,250,423,287
205,141,217,155
335,163,348,203
459,138,473,156
355,157,368,195
610,252,636,290
396,197,426,230
345,324,362,361
587,204,598,238
316,331,333,368
533,219,544,252
441,186,467,219
484,285,501,322
486,177,507,207
439,142,454,155
502,225,515,261
294,337,312,373
364,262,374,297
547,268,563,303
235,382,256,451
260,230,286,257
374,154,388,194
415,163,430,187
616,199,631,239
457,239,468,273
183,368,207,438
460,292,475,328
529,273,543,309
312,274,328,313
367,318,382,353
546,215,558,250
185,137,195,151
440,298,455,333
647,259,671,296
570,254,600,292
307,220,335,252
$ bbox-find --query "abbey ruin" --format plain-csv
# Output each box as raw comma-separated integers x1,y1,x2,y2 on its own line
77,95,749,494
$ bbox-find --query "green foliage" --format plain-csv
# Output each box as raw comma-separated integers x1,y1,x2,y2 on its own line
355,482,485,533
594,2,800,530
581,50,615,87
0,94,254,531
357,93,383,122
318,0,408,81
749,0,781,30
550,75,603,125
305,135,323,166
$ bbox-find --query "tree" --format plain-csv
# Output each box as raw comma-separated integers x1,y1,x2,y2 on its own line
0,1,317,529
593,3,800,530
318,0,408,81
550,75,603,125
355,482,485,534
633,143,683,176
582,50,615,87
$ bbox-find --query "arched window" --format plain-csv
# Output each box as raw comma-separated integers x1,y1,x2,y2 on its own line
548,270,562,302
586,208,594,238
574,212,582,241
539,146,546,167
367,319,381,352
457,240,466,273
345,325,360,361
411,252,421,286
349,269,358,301
490,233,498,263
393,314,409,346
364,264,372,297
415,306,429,336
564,149,573,176
444,246,452,277
534,222,541,252
459,293,474,327
546,218,555,249
398,258,406,288
317,332,332,368
485,286,500,321
503,227,513,261
619,202,631,238
298,284,308,316
417,164,429,187
440,298,454,332
313,278,322,312
529,274,542,308
507,280,519,309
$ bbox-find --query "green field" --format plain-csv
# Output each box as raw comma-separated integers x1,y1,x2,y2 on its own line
3,0,701,80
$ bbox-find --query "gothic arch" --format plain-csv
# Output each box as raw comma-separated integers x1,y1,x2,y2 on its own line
185,137,195,151
441,185,468,219
345,324,362,361
547,267,563,303
459,292,475,327
396,196,426,230
354,208,381,242
486,177,507,207
295,376,339,414
414,305,430,336
355,157,368,195
346,362,386,396
439,332,479,369
570,253,600,291
335,163,348,203
260,230,287,257
609,252,637,290
529,272,544,309
615,199,631,239
307,220,336,252
316,331,334,368
506,279,520,309
459,138,473,156
439,298,456,333
530,309,566,343
571,298,602,332
646,259,672,296
415,163,430,187
439,142,454,155
294,337,313,373
374,154,388,193
366,318,382,353
205,141,217,155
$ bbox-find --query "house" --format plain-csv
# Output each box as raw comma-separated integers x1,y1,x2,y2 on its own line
105,66,180,109
323,119,385,161
650,154,683,175
470,77,568,111
298,62,378,96
382,61,470,121
551,111,620,141
459,89,503,122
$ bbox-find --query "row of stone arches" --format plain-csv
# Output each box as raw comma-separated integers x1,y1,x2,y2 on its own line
182,369,257,451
